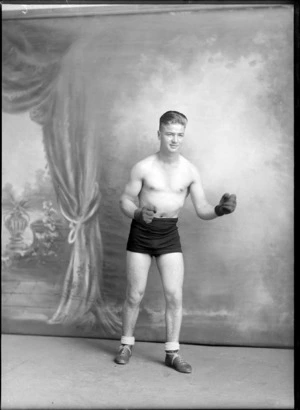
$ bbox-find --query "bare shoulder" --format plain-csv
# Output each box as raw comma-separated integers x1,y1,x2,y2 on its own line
131,154,156,176
180,156,201,181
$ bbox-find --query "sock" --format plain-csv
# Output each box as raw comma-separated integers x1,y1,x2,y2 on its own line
121,335,135,346
165,341,180,353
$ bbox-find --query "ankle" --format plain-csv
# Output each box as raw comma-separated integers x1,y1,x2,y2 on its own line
165,341,180,352
121,335,135,346
121,344,132,349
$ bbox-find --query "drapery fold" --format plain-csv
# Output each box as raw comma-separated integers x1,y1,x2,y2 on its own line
2,20,121,334
2,21,72,122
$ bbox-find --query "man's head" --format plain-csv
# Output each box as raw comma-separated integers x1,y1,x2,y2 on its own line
158,111,188,154
159,111,188,131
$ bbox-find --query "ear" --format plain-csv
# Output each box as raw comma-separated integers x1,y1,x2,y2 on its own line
157,130,161,140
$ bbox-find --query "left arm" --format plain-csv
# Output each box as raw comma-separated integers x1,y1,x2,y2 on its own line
189,166,218,220
189,165,237,220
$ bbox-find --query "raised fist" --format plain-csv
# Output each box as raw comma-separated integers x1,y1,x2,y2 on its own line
215,193,237,216
134,205,157,224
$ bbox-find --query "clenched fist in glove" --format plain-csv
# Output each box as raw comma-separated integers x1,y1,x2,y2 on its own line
134,205,157,224
215,193,237,216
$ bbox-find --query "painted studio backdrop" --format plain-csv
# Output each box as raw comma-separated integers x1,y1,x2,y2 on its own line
2,5,293,347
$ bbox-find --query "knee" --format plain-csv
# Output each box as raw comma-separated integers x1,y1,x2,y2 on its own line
165,290,182,310
126,288,144,308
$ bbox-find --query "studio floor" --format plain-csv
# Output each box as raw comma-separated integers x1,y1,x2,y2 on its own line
2,334,294,409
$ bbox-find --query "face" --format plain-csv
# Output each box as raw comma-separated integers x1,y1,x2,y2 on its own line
158,123,186,154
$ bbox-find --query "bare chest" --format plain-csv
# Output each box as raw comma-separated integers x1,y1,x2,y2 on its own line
142,165,191,194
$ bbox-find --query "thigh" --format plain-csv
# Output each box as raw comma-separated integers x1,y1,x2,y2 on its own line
156,252,184,295
126,251,152,294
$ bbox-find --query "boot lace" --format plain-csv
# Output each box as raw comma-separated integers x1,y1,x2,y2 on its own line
171,353,186,365
119,345,131,356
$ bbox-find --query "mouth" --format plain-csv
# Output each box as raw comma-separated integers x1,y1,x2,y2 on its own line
170,145,179,148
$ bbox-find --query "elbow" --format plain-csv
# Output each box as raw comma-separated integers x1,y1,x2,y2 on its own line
195,208,205,220
196,209,212,221
119,196,125,211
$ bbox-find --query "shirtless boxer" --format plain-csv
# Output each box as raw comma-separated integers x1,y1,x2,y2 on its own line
114,111,236,373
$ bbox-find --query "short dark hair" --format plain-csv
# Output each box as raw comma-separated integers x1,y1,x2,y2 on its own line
159,111,188,130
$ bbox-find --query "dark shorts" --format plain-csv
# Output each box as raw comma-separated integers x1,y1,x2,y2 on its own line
126,217,182,257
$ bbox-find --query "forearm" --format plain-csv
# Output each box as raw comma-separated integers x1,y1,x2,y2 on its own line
120,195,139,219
198,193,237,219
196,203,219,220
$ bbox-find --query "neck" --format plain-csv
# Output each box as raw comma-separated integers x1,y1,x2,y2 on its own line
157,150,180,164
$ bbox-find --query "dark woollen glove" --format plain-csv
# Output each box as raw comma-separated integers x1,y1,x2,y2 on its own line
134,206,156,224
215,193,237,216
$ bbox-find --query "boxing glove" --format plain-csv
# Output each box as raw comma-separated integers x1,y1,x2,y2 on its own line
134,205,157,224
215,193,237,216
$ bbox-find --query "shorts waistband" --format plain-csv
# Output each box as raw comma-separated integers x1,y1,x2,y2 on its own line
131,217,178,233
152,217,178,222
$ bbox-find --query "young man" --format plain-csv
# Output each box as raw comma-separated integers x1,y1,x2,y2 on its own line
115,111,236,373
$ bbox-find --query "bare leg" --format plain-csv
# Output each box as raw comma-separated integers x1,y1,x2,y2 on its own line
156,252,191,373
156,252,184,343
115,251,152,365
122,251,152,336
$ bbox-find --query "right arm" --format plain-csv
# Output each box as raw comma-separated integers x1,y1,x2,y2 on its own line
119,163,143,219
120,162,157,223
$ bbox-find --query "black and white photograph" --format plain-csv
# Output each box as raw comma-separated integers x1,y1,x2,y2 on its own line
1,2,294,409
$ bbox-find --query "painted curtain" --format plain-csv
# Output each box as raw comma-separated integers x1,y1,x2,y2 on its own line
2,6,293,347
2,20,121,333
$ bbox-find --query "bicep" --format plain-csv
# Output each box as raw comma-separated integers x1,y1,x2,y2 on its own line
189,170,209,210
122,165,143,201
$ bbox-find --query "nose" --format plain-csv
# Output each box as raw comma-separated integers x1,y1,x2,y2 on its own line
172,135,178,143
